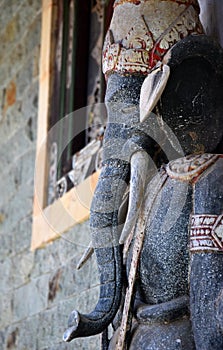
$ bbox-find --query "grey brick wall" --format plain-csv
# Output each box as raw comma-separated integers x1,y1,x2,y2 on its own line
0,1,99,349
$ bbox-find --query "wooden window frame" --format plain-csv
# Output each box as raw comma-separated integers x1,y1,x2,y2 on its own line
31,0,99,250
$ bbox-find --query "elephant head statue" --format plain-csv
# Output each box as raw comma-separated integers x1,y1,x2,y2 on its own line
63,0,223,343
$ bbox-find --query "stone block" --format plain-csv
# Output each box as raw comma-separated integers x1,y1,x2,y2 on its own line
18,0,41,32
2,80,16,114
37,298,100,350
32,221,92,278
24,15,41,59
0,101,23,146
2,314,39,350
12,215,33,255
0,60,12,88
4,326,19,350
10,251,34,289
15,314,39,350
1,14,20,53
21,81,39,123
41,343,72,350
0,153,35,209
0,169,18,208
0,257,13,293
47,252,99,306
0,88,38,148
12,274,49,323
0,25,40,91
0,1,22,35
25,115,37,143
0,0,41,58
0,127,34,175
20,148,36,185
57,221,92,265
0,231,13,258
15,62,33,101
42,336,100,350
0,329,5,350
32,242,62,278
0,181,34,235
0,291,13,328
0,89,4,122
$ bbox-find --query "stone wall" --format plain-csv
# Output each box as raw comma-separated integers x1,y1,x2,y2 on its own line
0,1,222,350
0,1,99,349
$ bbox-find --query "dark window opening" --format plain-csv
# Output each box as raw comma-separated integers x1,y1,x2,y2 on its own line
47,0,114,205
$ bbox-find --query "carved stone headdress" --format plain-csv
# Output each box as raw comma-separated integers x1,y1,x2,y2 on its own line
103,0,203,75
114,0,199,5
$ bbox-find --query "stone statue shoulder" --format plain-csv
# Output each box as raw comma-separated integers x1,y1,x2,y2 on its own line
166,153,220,182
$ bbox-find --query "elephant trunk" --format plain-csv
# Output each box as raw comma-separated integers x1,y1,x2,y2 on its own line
63,157,128,339
63,74,157,341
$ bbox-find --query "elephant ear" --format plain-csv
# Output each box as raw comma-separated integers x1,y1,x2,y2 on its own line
140,63,170,123
158,34,223,155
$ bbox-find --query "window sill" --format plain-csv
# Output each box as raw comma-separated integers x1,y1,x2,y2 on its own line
31,171,99,250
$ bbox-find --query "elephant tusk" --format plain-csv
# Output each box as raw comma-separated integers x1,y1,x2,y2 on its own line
119,150,150,244
140,63,170,123
118,190,129,226
76,241,94,270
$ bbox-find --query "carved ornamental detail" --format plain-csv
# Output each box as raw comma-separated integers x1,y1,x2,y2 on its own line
166,154,219,182
190,214,223,252
102,0,203,75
